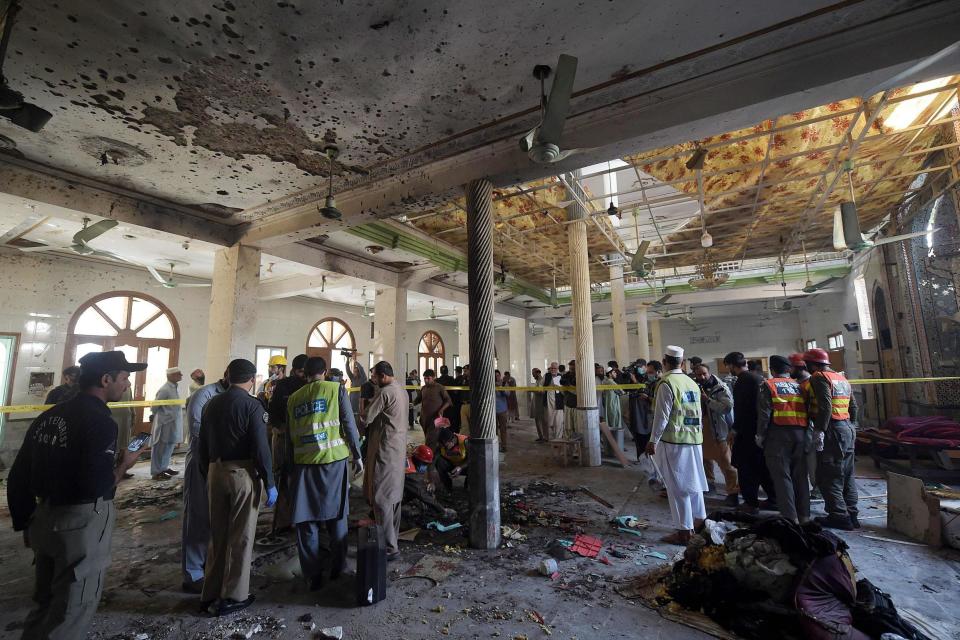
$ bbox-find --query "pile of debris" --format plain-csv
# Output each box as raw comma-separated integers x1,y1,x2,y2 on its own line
618,512,932,640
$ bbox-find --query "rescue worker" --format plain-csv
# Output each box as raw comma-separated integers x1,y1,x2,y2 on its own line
364,361,408,561
693,363,739,504
803,348,860,531
181,369,228,594
7,351,145,639
645,346,707,545
198,359,277,616
724,351,777,513
435,427,468,492
44,365,80,404
150,367,183,480
285,356,362,590
403,444,456,519
267,353,308,533
258,354,287,405
757,355,809,524
790,352,818,497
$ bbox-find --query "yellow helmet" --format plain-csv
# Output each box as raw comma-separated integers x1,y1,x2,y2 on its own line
268,355,288,367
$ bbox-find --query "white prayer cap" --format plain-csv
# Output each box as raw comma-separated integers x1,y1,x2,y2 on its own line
166,366,181,375
665,345,684,359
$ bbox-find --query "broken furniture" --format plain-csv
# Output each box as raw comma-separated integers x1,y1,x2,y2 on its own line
858,429,960,482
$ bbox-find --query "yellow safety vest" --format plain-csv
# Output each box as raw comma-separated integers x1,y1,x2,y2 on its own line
287,380,350,465
659,372,703,445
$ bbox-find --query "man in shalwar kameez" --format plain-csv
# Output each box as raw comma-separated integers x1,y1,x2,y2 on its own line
645,345,708,545
364,361,409,561
286,357,363,590
151,367,184,479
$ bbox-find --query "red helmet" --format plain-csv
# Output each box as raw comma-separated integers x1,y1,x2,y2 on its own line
788,353,806,368
803,348,831,365
412,444,434,464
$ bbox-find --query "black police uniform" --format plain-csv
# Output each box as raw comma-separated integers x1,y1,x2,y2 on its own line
197,386,274,605
7,393,120,639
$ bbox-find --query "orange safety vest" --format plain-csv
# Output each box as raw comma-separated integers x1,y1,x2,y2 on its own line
766,377,808,427
814,370,851,421
440,434,468,466
799,377,816,415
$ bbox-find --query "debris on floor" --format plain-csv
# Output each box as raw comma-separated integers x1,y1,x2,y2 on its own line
617,512,934,640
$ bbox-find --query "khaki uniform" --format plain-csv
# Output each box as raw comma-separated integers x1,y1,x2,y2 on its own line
364,380,408,555
23,500,115,640
203,461,263,602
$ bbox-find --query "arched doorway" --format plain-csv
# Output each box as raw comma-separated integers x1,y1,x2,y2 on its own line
306,317,356,377
418,330,445,373
872,285,900,419
65,292,180,427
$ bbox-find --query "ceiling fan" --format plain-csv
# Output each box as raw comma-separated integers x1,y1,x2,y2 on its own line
17,216,122,258
518,54,592,164
799,239,843,293
681,308,708,331
357,287,376,318
0,2,52,132
148,262,211,289
429,301,457,319
832,160,937,251
629,239,655,277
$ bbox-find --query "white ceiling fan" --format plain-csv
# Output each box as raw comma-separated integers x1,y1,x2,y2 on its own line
429,301,457,319
18,216,122,259
360,287,375,318
148,261,211,289
518,54,594,164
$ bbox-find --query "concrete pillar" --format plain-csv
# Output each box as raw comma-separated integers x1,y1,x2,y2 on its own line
650,317,663,362
610,264,629,365
542,326,561,366
205,244,261,376
508,317,529,415
565,176,601,467
456,305,470,367
637,304,651,362
373,285,407,369
464,178,500,550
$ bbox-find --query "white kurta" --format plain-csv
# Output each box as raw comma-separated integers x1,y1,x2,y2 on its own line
652,370,708,530
152,380,183,444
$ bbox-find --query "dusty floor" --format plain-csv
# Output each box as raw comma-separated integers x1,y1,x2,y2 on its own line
2,418,959,639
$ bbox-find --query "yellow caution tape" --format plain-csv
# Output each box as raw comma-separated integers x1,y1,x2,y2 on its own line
4,377,957,415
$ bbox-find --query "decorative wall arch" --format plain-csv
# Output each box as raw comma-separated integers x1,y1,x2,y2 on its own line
65,291,181,425
306,316,356,376
418,330,445,374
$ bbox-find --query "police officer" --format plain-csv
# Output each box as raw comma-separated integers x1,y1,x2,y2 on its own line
803,348,860,531
756,355,809,524
198,358,277,616
285,356,362,590
7,351,146,640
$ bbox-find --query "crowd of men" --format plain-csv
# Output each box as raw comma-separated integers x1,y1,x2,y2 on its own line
5,341,859,638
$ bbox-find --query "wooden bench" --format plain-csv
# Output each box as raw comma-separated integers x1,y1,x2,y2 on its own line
549,438,582,466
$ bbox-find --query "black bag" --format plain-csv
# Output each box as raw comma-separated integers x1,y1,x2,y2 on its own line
356,525,387,606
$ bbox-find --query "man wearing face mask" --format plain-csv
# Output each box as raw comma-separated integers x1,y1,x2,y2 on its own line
8,351,145,639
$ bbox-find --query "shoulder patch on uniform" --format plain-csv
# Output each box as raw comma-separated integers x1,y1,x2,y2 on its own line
262,411,269,424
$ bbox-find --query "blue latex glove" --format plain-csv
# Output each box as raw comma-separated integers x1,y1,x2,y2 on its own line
265,486,278,508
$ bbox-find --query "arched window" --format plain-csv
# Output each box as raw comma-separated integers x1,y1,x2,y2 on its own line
65,292,180,426
418,330,445,374
306,317,356,378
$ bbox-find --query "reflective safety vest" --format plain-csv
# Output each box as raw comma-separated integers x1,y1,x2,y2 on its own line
815,370,852,421
766,377,808,427
287,380,350,465
659,372,702,445
799,377,816,415
440,434,468,465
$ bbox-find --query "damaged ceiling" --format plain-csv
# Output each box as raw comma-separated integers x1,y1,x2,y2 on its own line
0,0,941,218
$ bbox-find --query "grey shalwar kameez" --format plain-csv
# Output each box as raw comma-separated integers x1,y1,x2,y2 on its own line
181,380,227,584
364,379,409,555
289,385,361,581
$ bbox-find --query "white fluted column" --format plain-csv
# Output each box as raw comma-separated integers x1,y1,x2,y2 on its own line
610,264,629,365
373,285,407,369
456,305,470,366
636,304,650,361
650,317,663,362
205,244,260,376
565,176,601,467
